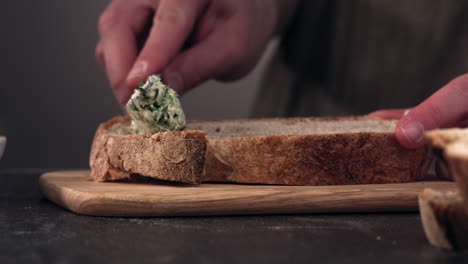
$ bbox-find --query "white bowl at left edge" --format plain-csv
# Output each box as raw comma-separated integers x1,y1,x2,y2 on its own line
0,136,6,160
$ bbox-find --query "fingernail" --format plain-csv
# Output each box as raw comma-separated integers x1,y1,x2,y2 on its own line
403,109,412,116
400,119,425,145
127,61,148,80
164,72,184,94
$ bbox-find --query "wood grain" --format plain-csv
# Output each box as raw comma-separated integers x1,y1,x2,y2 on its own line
39,170,457,217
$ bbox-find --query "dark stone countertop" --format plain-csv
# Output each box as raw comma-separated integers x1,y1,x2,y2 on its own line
1,170,467,264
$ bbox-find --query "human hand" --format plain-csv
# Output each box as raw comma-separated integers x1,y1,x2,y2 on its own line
96,0,298,106
370,74,468,149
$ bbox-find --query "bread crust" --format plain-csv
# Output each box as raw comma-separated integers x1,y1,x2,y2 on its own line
204,131,427,185
419,189,468,250
425,129,468,207
445,141,468,218
91,116,428,186
425,129,468,149
90,116,207,184
422,129,468,250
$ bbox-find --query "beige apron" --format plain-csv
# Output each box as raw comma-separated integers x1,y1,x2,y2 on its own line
252,0,468,117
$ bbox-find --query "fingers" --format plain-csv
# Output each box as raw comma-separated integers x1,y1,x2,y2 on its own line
193,4,220,43
95,41,104,67
126,0,208,88
396,74,468,149
162,18,252,94
368,109,409,120
97,1,152,105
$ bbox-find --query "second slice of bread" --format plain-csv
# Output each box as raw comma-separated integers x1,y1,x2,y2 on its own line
425,129,468,213
419,129,468,250
419,189,468,250
188,117,428,185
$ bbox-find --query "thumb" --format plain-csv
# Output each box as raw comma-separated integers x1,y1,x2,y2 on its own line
396,75,468,149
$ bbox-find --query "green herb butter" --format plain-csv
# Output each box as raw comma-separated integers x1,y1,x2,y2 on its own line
126,75,186,134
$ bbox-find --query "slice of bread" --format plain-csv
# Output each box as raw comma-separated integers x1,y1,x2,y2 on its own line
419,189,468,250
90,116,207,184
90,116,428,185
426,129,468,212
421,129,468,250
445,140,468,213
189,117,428,185
425,129,468,149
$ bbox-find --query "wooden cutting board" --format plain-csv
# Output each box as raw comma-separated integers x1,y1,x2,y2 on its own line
39,170,456,217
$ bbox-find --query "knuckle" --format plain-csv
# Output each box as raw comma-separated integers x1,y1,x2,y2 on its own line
216,63,253,82
94,45,101,60
112,78,124,90
450,74,468,99
224,36,250,63
98,10,118,34
154,6,188,27
216,33,255,80
95,45,104,65
421,103,444,129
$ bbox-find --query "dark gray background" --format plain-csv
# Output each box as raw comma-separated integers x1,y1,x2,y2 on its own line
0,1,274,169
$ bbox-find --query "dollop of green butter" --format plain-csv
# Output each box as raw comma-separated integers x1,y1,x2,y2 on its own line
126,75,186,134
